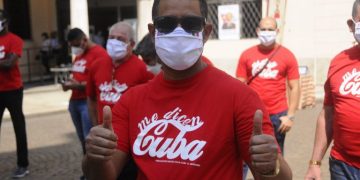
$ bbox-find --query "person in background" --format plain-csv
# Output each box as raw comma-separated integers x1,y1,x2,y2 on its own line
305,0,360,179
40,32,52,74
0,9,29,178
134,33,162,75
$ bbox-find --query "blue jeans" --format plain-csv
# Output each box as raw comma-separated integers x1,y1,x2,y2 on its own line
269,110,287,154
68,99,92,154
330,156,360,180
242,110,288,179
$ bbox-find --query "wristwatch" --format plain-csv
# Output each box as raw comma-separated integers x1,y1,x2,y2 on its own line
309,160,321,166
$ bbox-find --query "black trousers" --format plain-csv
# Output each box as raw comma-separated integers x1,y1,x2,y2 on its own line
0,88,29,167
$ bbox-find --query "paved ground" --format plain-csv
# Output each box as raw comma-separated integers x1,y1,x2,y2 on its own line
0,85,330,180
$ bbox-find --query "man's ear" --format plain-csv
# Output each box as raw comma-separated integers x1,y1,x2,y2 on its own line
203,23,213,43
347,19,355,32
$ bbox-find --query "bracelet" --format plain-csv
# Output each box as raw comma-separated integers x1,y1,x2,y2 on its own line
262,158,281,177
309,160,321,166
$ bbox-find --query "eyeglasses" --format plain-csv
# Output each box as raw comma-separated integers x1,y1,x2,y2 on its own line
154,15,205,34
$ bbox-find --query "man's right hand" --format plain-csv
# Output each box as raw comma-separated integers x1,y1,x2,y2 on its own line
304,165,321,180
85,106,118,161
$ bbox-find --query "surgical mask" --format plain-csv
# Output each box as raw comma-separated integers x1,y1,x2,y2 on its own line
353,19,360,42
147,63,162,75
71,46,84,56
106,39,128,60
155,27,203,71
0,20,5,32
258,31,277,46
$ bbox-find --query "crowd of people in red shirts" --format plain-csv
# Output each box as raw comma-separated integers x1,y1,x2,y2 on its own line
1,0,360,179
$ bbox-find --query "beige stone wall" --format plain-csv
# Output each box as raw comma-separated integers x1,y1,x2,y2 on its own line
29,0,58,46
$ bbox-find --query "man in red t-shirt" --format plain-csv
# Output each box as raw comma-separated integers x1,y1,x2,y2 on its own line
0,10,30,178
236,17,300,154
86,22,153,179
82,1,292,179
305,1,360,179
87,22,154,126
61,28,109,156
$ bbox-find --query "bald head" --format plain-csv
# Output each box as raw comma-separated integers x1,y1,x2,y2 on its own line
258,17,278,30
109,21,134,42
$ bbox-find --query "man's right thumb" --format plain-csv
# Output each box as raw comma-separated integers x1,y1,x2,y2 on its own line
102,106,113,130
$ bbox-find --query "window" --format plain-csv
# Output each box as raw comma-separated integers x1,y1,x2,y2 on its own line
4,0,32,40
207,0,261,39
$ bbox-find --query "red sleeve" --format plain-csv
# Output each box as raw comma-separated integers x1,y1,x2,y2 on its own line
112,91,131,154
86,61,97,98
234,86,277,164
323,78,333,106
235,53,248,79
285,50,300,80
10,35,23,57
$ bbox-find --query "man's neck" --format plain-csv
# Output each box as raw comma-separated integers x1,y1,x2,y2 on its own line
162,60,207,81
0,29,8,36
259,43,277,51
113,54,131,68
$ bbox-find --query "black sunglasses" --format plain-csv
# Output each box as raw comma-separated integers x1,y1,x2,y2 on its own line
154,16,205,34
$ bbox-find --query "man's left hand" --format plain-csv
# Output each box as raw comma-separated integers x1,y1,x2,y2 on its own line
250,110,279,175
278,116,294,134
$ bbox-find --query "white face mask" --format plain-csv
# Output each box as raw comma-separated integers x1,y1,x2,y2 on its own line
155,27,203,71
71,46,84,56
106,39,128,61
147,63,162,75
0,20,5,32
353,19,360,42
258,31,277,46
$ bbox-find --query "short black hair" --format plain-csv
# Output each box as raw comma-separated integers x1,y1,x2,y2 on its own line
67,28,85,42
152,0,208,20
134,33,156,58
41,32,49,39
353,0,360,18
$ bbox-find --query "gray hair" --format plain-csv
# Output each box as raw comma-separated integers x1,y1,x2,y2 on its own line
109,21,134,41
352,0,360,18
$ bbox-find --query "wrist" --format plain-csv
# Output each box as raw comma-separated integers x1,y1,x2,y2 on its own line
309,160,321,166
261,158,280,177
287,115,295,121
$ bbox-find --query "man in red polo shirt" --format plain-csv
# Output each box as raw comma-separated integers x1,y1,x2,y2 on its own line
0,10,29,178
82,1,292,179
87,21,153,126
305,1,360,179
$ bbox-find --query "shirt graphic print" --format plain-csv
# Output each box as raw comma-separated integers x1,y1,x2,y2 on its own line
133,107,206,167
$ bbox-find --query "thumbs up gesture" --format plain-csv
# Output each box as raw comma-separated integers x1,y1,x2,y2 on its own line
249,110,279,176
85,106,118,161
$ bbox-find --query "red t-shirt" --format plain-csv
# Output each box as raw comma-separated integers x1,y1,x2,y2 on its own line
201,55,213,66
324,46,360,168
71,45,108,100
112,65,275,180
87,54,154,123
0,32,24,92
236,45,299,114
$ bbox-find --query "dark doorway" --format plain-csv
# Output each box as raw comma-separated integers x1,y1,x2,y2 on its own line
3,0,32,39
88,7,118,40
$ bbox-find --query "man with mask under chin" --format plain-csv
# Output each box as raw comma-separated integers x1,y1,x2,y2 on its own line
82,1,292,179
236,17,300,178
